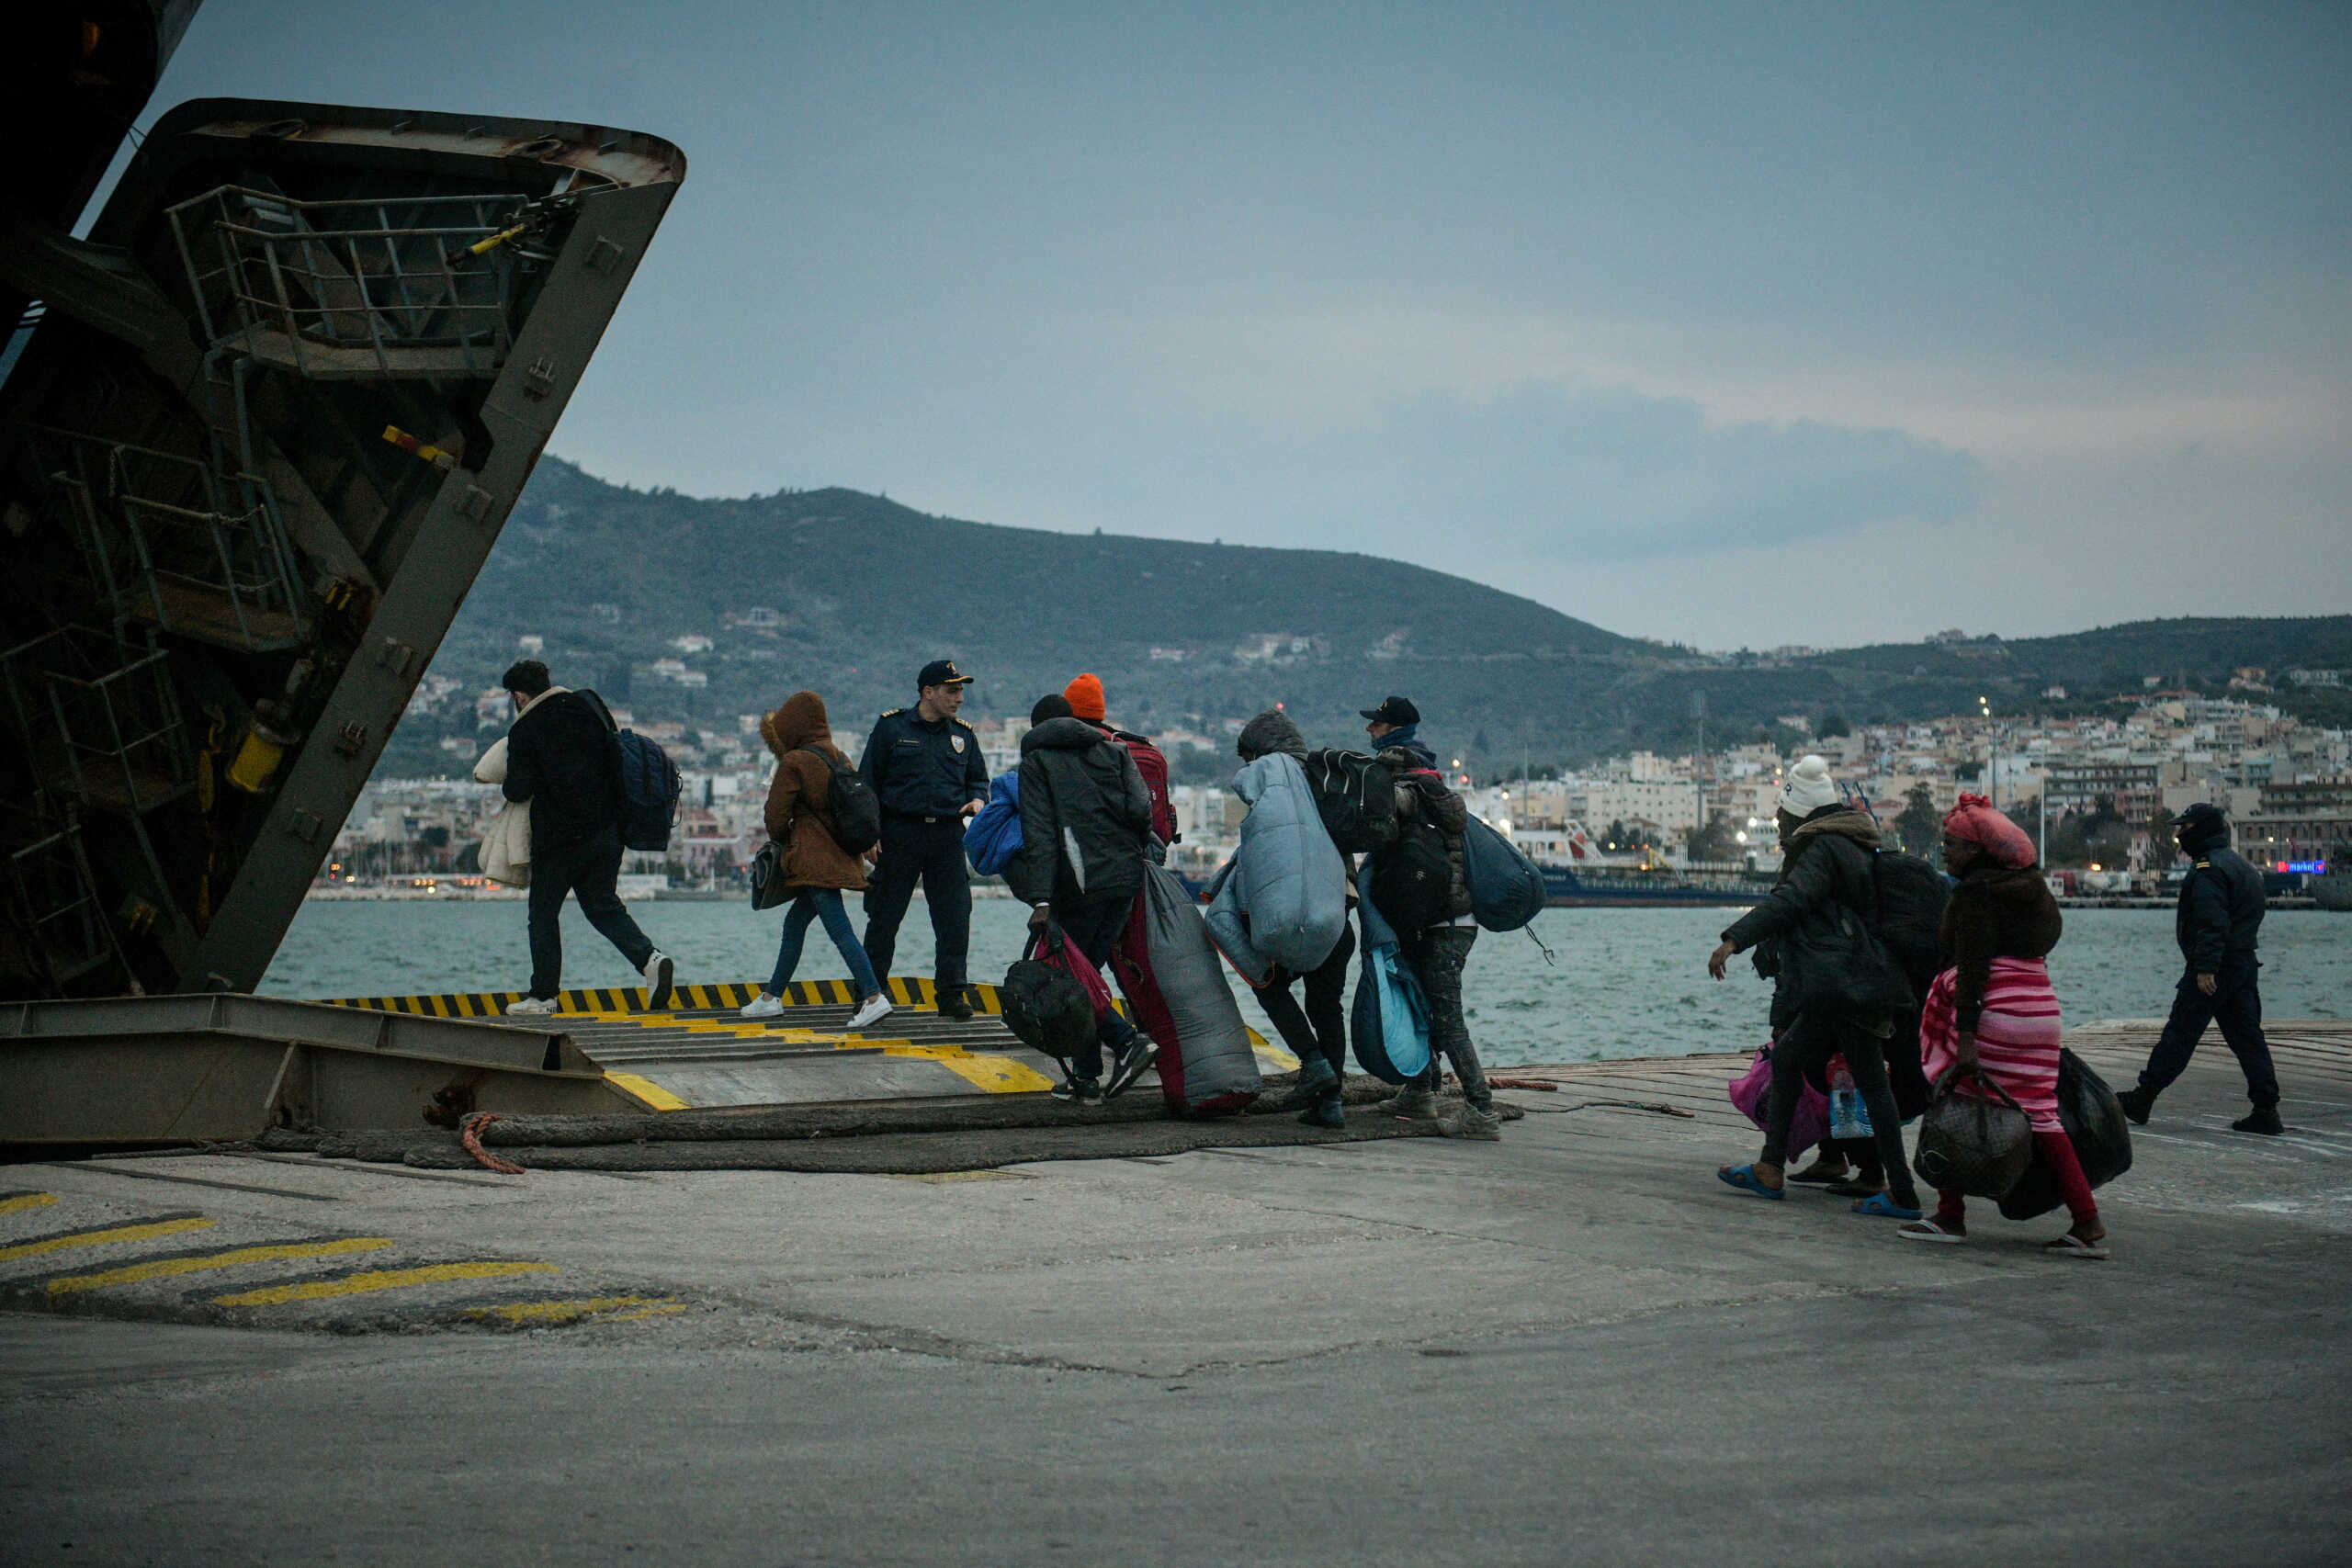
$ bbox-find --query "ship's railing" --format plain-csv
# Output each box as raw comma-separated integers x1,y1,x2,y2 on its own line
0,627,195,818
25,429,306,652
167,186,534,378
1,805,119,991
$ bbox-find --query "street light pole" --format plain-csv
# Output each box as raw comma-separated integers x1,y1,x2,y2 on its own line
1979,695,1996,809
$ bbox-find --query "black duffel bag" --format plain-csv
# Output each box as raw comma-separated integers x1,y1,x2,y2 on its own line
1912,1065,2035,1199
1997,1048,2135,1220
999,929,1097,1066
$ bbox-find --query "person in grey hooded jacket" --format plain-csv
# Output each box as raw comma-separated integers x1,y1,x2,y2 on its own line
1007,694,1159,1102
1217,710,1355,1126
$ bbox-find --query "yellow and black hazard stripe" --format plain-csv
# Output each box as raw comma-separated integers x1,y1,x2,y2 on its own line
324,976,1005,1019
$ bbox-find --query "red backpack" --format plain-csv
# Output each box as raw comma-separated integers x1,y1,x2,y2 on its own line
1102,725,1178,848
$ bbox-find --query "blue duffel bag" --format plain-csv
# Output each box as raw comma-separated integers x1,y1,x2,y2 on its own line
1350,864,1431,1084
964,773,1023,874
1462,814,1546,931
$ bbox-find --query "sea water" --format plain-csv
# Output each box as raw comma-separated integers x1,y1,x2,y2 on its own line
261,900,2350,1070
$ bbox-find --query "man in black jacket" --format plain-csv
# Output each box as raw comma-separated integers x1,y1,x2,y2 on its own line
498,660,673,1015
2118,803,2280,1134
1008,694,1157,1103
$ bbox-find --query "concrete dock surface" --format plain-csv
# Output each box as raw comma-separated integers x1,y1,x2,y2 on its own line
4,1021,2347,1565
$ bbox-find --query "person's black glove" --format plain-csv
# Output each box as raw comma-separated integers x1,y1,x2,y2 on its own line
1026,904,1051,936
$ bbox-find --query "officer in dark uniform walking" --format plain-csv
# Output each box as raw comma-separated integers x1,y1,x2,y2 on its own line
2117,802,2282,1134
859,660,990,1019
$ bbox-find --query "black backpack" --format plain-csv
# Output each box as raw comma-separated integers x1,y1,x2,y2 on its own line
579,690,682,852
1370,814,1453,936
1871,849,1953,996
1000,931,1097,1063
800,747,881,855
1303,749,1400,854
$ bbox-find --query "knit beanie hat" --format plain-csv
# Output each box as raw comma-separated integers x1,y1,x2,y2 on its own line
1063,672,1106,722
1030,693,1074,725
1942,792,2036,868
1777,754,1841,816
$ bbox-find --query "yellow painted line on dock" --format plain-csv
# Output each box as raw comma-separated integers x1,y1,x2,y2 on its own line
903,1048,1057,1094
0,1216,213,1263
604,1073,690,1111
46,1237,393,1296
214,1259,558,1307
465,1294,684,1325
0,1192,60,1216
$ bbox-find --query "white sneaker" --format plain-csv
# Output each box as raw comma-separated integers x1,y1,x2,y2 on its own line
847,994,894,1030
506,994,559,1016
642,950,675,1010
739,992,784,1020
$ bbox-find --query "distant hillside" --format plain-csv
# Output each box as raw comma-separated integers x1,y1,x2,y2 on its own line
376,461,2352,776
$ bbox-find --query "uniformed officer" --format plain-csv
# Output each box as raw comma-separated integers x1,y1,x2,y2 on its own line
859,660,990,1019
2117,802,2282,1134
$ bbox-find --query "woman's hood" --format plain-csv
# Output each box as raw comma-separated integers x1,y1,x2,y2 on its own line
761,691,831,757
1231,750,1305,805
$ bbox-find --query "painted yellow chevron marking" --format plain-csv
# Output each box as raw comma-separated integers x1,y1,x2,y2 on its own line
0,1216,213,1262
882,1044,1055,1093
214,1259,558,1306
0,1192,60,1216
47,1237,393,1295
465,1294,684,1325
603,1073,689,1111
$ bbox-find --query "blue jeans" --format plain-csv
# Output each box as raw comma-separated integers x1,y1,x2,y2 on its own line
769,888,882,998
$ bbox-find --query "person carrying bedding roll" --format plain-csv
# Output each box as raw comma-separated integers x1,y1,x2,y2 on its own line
1220,709,1355,1128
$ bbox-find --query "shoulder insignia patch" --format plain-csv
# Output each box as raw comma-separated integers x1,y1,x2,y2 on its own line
880,708,904,719
2194,859,2211,869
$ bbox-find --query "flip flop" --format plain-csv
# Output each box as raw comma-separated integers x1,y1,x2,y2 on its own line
1896,1219,1965,1244
1850,1192,1923,1220
1716,1164,1785,1201
2043,1233,2110,1260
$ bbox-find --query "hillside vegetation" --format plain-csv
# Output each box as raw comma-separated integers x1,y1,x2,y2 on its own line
379,461,2352,775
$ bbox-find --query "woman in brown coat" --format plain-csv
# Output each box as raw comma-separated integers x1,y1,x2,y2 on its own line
741,691,890,1028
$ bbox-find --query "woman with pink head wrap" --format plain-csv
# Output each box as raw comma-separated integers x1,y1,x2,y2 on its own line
1900,793,2109,1256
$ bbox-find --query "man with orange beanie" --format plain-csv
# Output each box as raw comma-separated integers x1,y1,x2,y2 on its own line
1064,672,1178,859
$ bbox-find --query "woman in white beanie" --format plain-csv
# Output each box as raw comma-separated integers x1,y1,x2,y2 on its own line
1706,756,1924,1219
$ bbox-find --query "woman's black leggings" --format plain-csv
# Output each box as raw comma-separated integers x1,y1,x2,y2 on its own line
1762,1012,1917,1208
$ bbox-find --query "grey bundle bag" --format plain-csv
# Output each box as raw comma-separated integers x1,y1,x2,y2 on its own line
1912,1066,2035,1199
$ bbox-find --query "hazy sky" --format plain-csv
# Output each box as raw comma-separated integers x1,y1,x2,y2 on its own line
118,1,2351,648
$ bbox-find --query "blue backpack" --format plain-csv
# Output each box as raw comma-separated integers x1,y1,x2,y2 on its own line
965,773,1023,874
1462,815,1546,931
581,690,682,852
1349,863,1432,1084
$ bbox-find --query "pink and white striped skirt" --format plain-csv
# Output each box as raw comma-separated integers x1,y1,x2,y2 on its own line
1920,957,2064,1133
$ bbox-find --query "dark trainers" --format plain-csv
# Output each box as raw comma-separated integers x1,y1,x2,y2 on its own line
1374,1084,1439,1121
2116,1085,2154,1126
1297,1094,1346,1130
1279,1056,1339,1111
1437,1102,1502,1141
2232,1105,2283,1135
1052,1076,1104,1107
1103,1036,1160,1100
937,985,976,1021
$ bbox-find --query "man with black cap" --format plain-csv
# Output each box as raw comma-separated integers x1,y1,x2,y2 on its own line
859,660,989,1019
2117,802,2282,1134
1361,695,1437,772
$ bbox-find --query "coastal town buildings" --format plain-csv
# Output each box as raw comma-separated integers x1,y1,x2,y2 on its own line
324,693,2347,896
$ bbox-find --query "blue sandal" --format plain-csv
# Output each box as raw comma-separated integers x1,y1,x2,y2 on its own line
1851,1192,1923,1220
1717,1164,1785,1201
